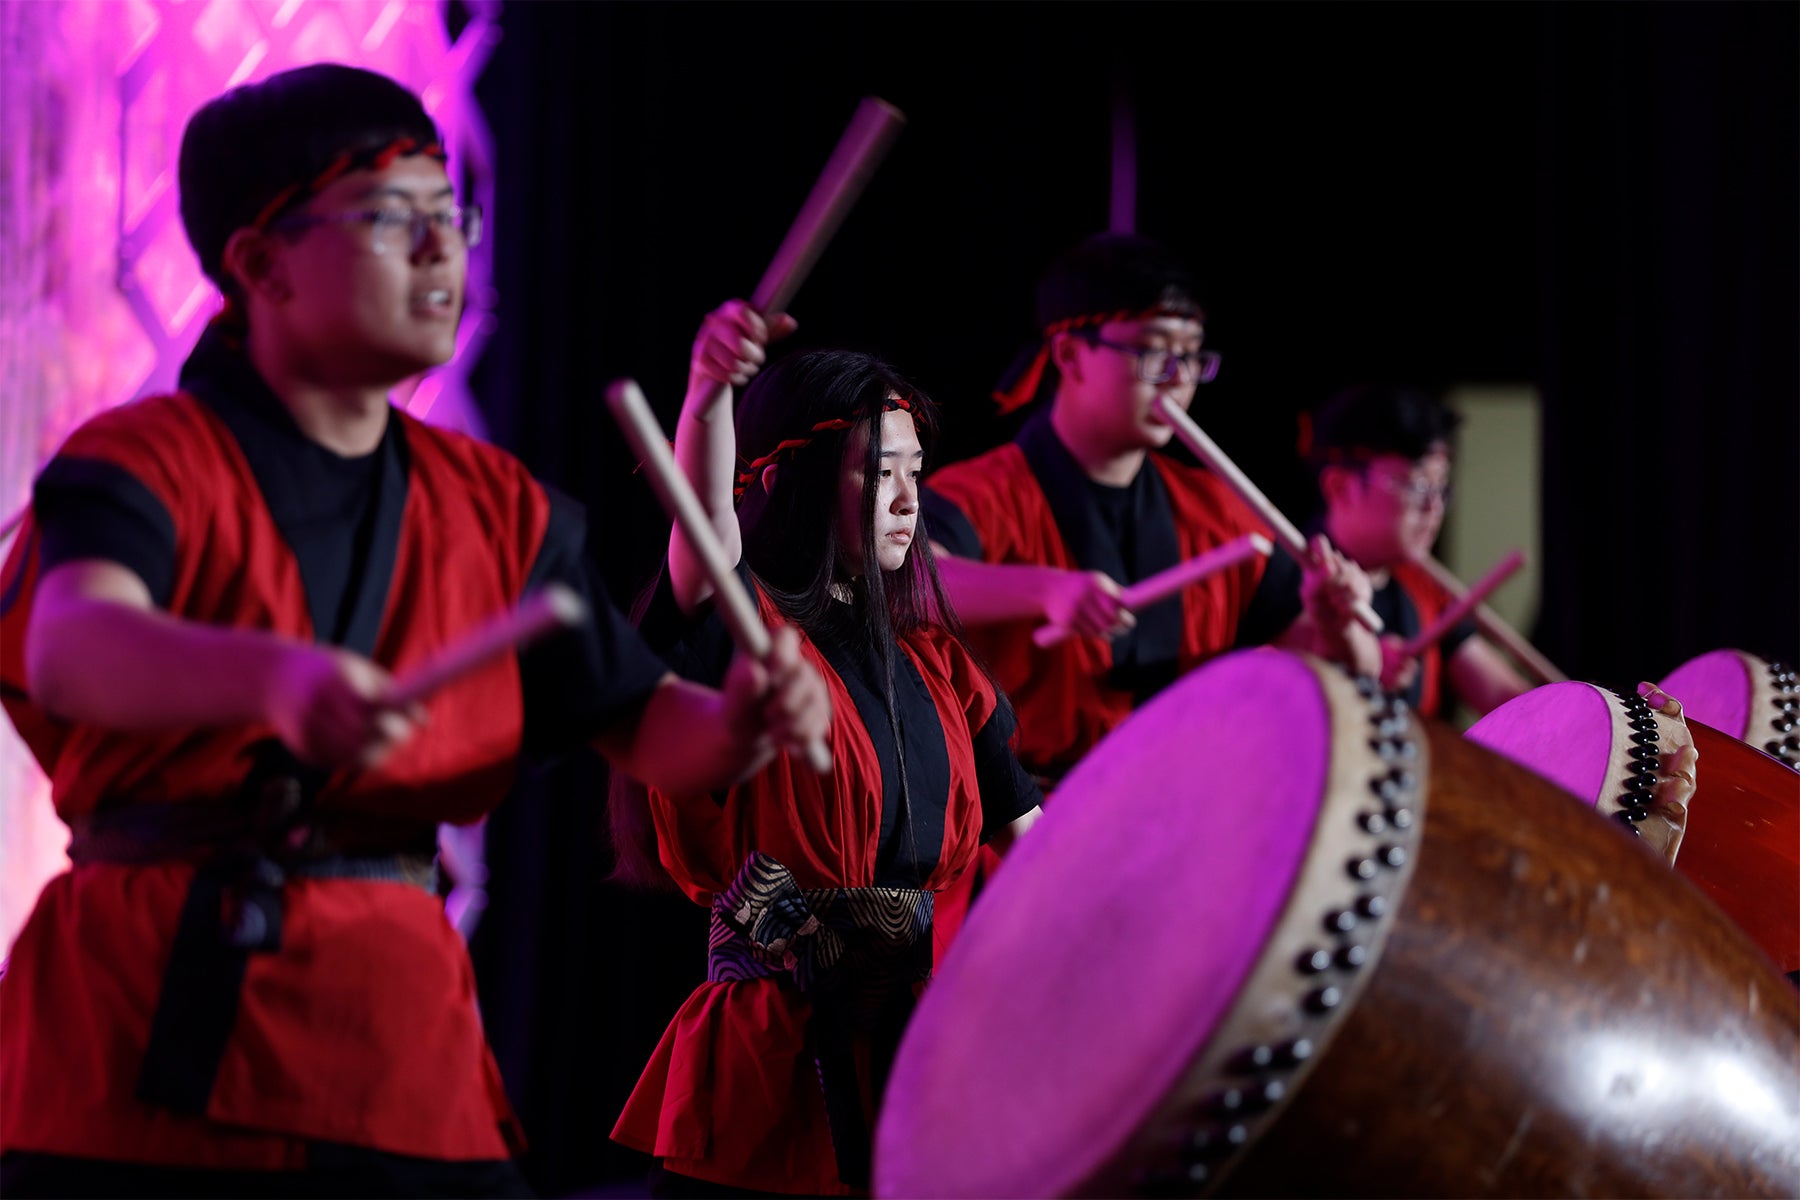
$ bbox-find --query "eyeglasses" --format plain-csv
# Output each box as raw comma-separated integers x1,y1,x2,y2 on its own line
1368,472,1453,508
1082,335,1221,385
273,203,483,256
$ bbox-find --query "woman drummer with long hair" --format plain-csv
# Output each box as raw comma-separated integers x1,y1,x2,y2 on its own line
609,300,1042,1198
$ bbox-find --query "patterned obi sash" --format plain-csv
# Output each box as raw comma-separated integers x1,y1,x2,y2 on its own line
708,851,933,1190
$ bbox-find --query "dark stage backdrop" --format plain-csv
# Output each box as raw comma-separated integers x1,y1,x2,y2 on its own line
461,3,1797,1194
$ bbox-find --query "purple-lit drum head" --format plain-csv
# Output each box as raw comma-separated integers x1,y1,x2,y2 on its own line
1659,648,1800,767
1464,680,1692,862
1661,649,1759,741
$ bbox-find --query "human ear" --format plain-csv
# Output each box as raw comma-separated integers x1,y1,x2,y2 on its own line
761,463,780,493
1049,331,1085,381
1319,465,1357,508
222,228,289,303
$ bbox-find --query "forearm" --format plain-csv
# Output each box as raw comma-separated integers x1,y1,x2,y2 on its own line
597,674,774,794
934,553,1062,624
1448,637,1533,716
28,594,288,730
667,384,743,613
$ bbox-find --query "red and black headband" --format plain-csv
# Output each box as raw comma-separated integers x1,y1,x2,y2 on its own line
251,136,447,233
991,302,1195,416
733,394,915,501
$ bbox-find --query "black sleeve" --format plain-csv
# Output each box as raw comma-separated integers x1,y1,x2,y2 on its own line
920,483,983,559
518,486,672,758
632,557,753,690
1233,541,1306,648
33,456,178,607
1441,614,1479,661
973,693,1043,841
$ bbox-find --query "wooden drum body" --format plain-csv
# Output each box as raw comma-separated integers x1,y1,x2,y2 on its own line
875,649,1800,1198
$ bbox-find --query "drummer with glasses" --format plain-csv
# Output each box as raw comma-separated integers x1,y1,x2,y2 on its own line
1241,382,1532,719
918,232,1379,956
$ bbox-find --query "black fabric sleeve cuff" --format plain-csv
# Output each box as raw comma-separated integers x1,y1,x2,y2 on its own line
34,456,177,607
520,486,671,758
972,696,1042,841
921,485,982,559
632,557,751,691
1234,541,1306,648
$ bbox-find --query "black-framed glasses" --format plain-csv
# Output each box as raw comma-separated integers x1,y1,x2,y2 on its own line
1367,471,1453,509
1083,335,1221,385
273,203,483,256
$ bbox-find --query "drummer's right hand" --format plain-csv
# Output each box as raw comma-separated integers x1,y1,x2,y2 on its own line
1378,634,1420,694
267,645,421,769
1043,570,1135,641
721,625,833,767
684,299,799,417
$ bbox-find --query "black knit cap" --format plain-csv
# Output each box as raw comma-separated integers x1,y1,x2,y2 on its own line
1301,383,1462,468
994,232,1206,413
178,62,442,291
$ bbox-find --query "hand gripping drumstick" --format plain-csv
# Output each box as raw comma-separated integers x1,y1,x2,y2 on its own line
694,96,907,421
1396,548,1525,662
1415,552,1567,685
1152,394,1385,633
1033,532,1274,649
608,378,833,774
388,583,588,708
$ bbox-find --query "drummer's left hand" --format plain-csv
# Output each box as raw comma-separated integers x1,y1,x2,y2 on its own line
1300,535,1381,678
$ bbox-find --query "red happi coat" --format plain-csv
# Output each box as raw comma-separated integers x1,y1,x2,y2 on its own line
611,586,1030,1197
0,381,639,1167
1388,559,1461,719
925,439,1271,781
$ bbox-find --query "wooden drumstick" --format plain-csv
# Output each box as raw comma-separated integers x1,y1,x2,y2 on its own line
607,378,833,774
1397,548,1525,662
0,505,25,545
1033,532,1273,648
388,583,588,708
1152,394,1384,633
1415,552,1567,685
695,96,907,421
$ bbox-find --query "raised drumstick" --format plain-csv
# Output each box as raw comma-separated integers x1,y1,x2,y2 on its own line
388,583,587,708
694,96,906,421
608,378,833,774
1397,548,1525,662
1152,394,1384,633
0,505,24,544
1415,552,1567,685
1033,532,1273,648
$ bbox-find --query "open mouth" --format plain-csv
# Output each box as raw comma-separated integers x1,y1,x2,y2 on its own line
414,288,457,315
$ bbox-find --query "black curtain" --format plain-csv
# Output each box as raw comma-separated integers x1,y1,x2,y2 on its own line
1536,1,1799,691
462,3,1797,1195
